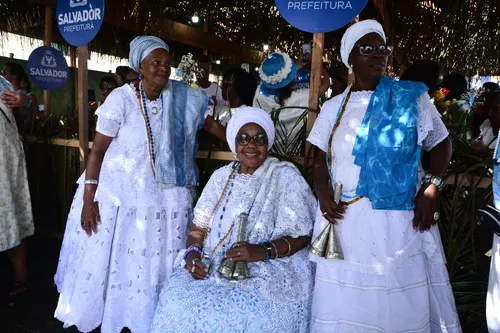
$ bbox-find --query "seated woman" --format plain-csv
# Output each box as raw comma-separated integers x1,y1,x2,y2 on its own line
150,107,316,333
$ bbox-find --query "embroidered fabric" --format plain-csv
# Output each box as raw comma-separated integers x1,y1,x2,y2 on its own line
54,83,195,333
150,158,316,332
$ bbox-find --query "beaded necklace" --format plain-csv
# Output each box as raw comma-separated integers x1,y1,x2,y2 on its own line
202,163,240,256
326,86,362,206
137,81,163,176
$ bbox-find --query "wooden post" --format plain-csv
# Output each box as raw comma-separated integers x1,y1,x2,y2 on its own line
305,33,325,160
43,7,52,116
70,47,78,113
77,46,89,173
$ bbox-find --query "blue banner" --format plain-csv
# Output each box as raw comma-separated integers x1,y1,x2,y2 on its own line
275,0,368,33
28,46,69,91
57,0,105,46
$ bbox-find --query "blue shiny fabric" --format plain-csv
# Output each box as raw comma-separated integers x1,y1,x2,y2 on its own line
352,76,428,210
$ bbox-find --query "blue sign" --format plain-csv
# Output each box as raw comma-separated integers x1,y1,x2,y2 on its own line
57,0,104,46
275,0,368,33
28,46,69,91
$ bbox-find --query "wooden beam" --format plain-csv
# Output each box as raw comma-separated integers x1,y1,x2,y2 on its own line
77,46,89,173
70,47,78,112
43,7,52,116
305,33,325,159
31,0,264,64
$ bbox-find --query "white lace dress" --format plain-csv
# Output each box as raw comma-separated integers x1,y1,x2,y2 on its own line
54,84,195,333
150,158,316,333
307,90,462,333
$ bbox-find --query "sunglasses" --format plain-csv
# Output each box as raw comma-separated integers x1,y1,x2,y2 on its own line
236,133,268,147
355,44,393,56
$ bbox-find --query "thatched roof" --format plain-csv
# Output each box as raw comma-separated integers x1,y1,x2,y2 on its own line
2,0,499,75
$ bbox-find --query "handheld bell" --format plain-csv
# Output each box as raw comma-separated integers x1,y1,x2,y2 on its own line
309,223,331,257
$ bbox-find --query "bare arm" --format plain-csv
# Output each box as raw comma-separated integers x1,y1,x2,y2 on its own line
203,115,227,143
81,132,113,235
414,137,452,232
313,148,346,224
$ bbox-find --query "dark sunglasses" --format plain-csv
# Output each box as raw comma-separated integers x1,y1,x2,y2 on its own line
236,133,268,147
355,44,393,56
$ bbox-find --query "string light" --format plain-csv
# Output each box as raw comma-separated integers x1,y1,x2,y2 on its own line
216,60,221,65
263,44,269,51
191,14,199,23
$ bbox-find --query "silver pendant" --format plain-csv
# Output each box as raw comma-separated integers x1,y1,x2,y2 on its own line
151,107,158,115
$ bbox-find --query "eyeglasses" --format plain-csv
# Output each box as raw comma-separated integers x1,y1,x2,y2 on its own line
236,133,268,147
355,44,393,56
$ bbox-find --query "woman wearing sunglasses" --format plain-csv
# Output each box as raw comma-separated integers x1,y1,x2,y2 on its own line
308,20,461,332
150,107,316,333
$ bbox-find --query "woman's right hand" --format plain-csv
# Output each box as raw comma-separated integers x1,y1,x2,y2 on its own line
186,251,208,280
318,193,346,225
81,186,100,236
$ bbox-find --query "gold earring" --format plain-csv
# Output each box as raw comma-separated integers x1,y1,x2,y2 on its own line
348,65,355,85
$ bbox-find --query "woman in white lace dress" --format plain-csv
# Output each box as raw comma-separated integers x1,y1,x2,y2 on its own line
150,107,316,333
54,36,225,333
307,20,461,332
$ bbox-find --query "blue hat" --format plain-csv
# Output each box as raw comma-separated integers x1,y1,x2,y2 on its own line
259,52,298,90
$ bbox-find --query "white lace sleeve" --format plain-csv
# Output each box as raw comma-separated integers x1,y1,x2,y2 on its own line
95,88,127,137
307,97,340,152
192,164,234,229
417,93,449,151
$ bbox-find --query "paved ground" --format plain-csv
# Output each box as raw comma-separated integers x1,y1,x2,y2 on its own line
0,236,126,333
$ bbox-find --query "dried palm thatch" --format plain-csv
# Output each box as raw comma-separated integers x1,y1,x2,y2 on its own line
1,0,498,74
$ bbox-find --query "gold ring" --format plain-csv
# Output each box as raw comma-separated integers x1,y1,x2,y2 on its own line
322,212,328,217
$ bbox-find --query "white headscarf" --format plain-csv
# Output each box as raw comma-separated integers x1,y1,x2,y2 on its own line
226,107,275,154
340,19,386,68
129,36,169,73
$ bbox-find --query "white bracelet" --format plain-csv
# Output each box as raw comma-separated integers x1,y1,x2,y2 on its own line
84,180,99,185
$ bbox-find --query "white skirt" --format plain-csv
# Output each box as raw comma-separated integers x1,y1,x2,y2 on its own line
310,203,462,333
54,183,194,333
488,234,500,333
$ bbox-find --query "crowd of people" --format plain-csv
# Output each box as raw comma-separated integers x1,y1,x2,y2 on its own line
1,18,500,333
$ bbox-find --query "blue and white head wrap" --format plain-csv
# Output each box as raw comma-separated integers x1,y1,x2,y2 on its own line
129,36,169,73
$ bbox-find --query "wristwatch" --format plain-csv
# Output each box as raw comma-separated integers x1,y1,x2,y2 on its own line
423,174,443,189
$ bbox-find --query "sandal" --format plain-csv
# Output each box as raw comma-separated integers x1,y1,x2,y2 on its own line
9,281,29,296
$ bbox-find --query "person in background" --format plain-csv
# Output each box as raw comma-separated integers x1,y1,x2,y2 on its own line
472,91,500,152
400,59,443,98
195,55,227,112
99,76,118,104
471,83,500,139
1,62,37,132
214,68,258,126
115,65,138,87
442,72,468,101
253,52,329,156
487,93,500,333
328,64,348,98
0,76,34,297
308,20,461,332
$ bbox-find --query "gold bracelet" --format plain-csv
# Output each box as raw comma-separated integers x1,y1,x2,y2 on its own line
282,238,292,256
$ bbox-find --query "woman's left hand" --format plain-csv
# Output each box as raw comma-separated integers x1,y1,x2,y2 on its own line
1,90,29,109
413,183,439,232
224,242,266,263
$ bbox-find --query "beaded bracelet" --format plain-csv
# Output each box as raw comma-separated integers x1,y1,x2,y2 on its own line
260,243,271,262
282,238,292,256
183,245,202,263
269,241,279,259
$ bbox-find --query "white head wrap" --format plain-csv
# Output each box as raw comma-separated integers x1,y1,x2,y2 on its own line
129,36,169,73
340,19,386,68
226,107,275,154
